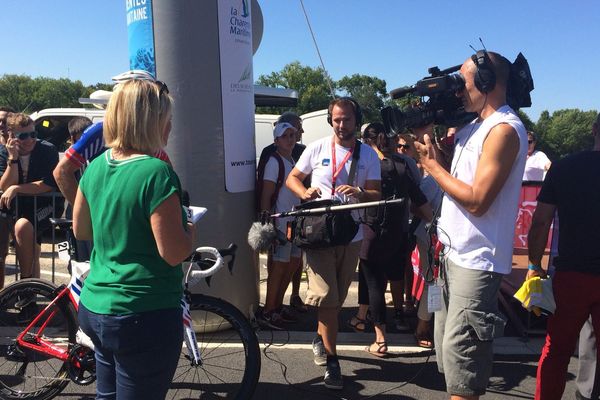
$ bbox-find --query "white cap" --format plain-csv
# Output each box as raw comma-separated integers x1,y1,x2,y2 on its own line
273,122,296,139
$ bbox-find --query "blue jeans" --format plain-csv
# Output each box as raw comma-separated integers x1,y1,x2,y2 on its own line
78,303,183,400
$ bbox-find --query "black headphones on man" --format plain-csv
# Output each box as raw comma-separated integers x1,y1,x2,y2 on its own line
327,97,363,128
471,50,496,94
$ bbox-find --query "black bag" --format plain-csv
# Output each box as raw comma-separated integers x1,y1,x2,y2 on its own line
364,154,409,238
291,199,358,249
291,141,361,249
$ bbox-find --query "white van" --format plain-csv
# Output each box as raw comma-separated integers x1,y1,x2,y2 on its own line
300,109,331,145
30,106,331,158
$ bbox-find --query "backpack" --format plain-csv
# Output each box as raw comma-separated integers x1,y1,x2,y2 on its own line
365,154,410,237
255,148,285,214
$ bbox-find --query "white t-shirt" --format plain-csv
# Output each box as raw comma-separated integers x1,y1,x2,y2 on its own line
263,154,299,232
437,105,527,274
523,150,551,181
295,136,381,242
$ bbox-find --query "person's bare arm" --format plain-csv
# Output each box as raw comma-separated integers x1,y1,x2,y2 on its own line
416,123,520,217
53,157,81,205
0,181,54,210
526,201,555,280
286,167,321,200
73,187,93,241
0,137,20,191
260,180,276,212
151,193,195,266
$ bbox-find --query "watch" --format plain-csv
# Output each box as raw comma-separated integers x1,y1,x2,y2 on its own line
8,159,18,164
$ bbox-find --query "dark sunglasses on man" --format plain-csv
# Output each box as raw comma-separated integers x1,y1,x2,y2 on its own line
397,143,410,150
16,131,37,140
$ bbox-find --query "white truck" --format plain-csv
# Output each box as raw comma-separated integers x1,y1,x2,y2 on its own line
30,88,331,157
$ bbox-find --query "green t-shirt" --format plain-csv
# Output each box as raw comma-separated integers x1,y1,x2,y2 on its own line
79,149,185,315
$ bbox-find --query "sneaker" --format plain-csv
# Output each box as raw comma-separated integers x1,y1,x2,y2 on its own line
312,335,327,366
256,310,285,331
324,356,343,390
394,309,410,332
15,293,36,309
278,306,298,323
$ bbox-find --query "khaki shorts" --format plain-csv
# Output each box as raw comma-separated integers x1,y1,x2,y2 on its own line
304,241,361,308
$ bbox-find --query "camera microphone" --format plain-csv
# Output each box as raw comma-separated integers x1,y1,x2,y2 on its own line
247,221,277,252
390,86,416,99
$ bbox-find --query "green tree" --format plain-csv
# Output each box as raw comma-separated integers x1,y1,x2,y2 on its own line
0,74,97,113
535,109,598,160
337,74,388,124
255,61,334,115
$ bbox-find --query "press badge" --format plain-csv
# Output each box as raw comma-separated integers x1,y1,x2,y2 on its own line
427,283,442,313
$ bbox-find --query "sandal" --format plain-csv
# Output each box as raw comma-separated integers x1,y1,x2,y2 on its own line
414,331,433,349
365,341,388,358
347,316,367,332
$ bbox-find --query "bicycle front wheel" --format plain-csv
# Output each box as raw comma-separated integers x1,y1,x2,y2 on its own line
167,294,260,400
0,279,78,400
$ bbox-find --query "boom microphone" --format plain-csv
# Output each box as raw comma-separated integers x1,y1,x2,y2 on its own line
247,221,277,252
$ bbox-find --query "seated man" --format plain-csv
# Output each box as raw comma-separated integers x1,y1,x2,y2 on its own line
0,113,63,283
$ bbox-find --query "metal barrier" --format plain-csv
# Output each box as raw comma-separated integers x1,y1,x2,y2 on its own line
3,191,66,283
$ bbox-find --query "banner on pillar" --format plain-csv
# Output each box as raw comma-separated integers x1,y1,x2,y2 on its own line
126,0,156,77
218,0,256,193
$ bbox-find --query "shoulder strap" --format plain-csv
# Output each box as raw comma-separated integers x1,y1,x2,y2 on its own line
347,139,361,185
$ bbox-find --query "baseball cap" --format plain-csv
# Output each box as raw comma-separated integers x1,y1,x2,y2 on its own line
273,122,296,139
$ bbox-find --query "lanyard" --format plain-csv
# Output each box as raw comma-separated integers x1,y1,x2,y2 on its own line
331,138,354,195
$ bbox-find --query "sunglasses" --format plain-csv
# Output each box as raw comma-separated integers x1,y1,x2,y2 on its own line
16,131,37,140
528,140,534,144
156,80,169,97
397,144,410,150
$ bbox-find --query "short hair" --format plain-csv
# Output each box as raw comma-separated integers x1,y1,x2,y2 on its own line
68,117,92,137
104,79,173,154
7,113,33,130
487,52,511,88
328,98,359,119
0,106,15,113
275,111,301,126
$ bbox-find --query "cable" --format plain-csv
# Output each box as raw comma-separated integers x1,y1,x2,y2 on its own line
299,0,336,99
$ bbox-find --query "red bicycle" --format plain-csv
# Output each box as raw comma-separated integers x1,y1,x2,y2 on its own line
0,218,260,400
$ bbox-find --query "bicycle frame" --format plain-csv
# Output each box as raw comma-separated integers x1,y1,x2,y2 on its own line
15,285,73,362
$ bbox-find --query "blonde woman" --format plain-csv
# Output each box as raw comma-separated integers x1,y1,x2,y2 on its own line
74,79,194,400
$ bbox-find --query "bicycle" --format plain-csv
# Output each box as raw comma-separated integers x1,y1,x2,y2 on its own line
0,217,261,400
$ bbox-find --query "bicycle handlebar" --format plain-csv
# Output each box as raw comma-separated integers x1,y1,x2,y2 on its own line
184,243,237,288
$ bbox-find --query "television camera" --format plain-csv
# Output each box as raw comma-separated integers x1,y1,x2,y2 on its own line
381,52,534,134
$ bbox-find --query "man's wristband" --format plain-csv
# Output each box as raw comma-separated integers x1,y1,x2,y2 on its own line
528,263,542,271
8,158,18,164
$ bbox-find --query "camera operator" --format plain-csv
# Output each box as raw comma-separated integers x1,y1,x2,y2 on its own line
414,51,528,399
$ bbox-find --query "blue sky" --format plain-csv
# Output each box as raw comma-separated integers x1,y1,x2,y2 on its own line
2,0,599,121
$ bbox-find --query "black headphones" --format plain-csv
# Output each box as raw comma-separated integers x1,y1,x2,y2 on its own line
327,97,363,128
471,50,496,94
